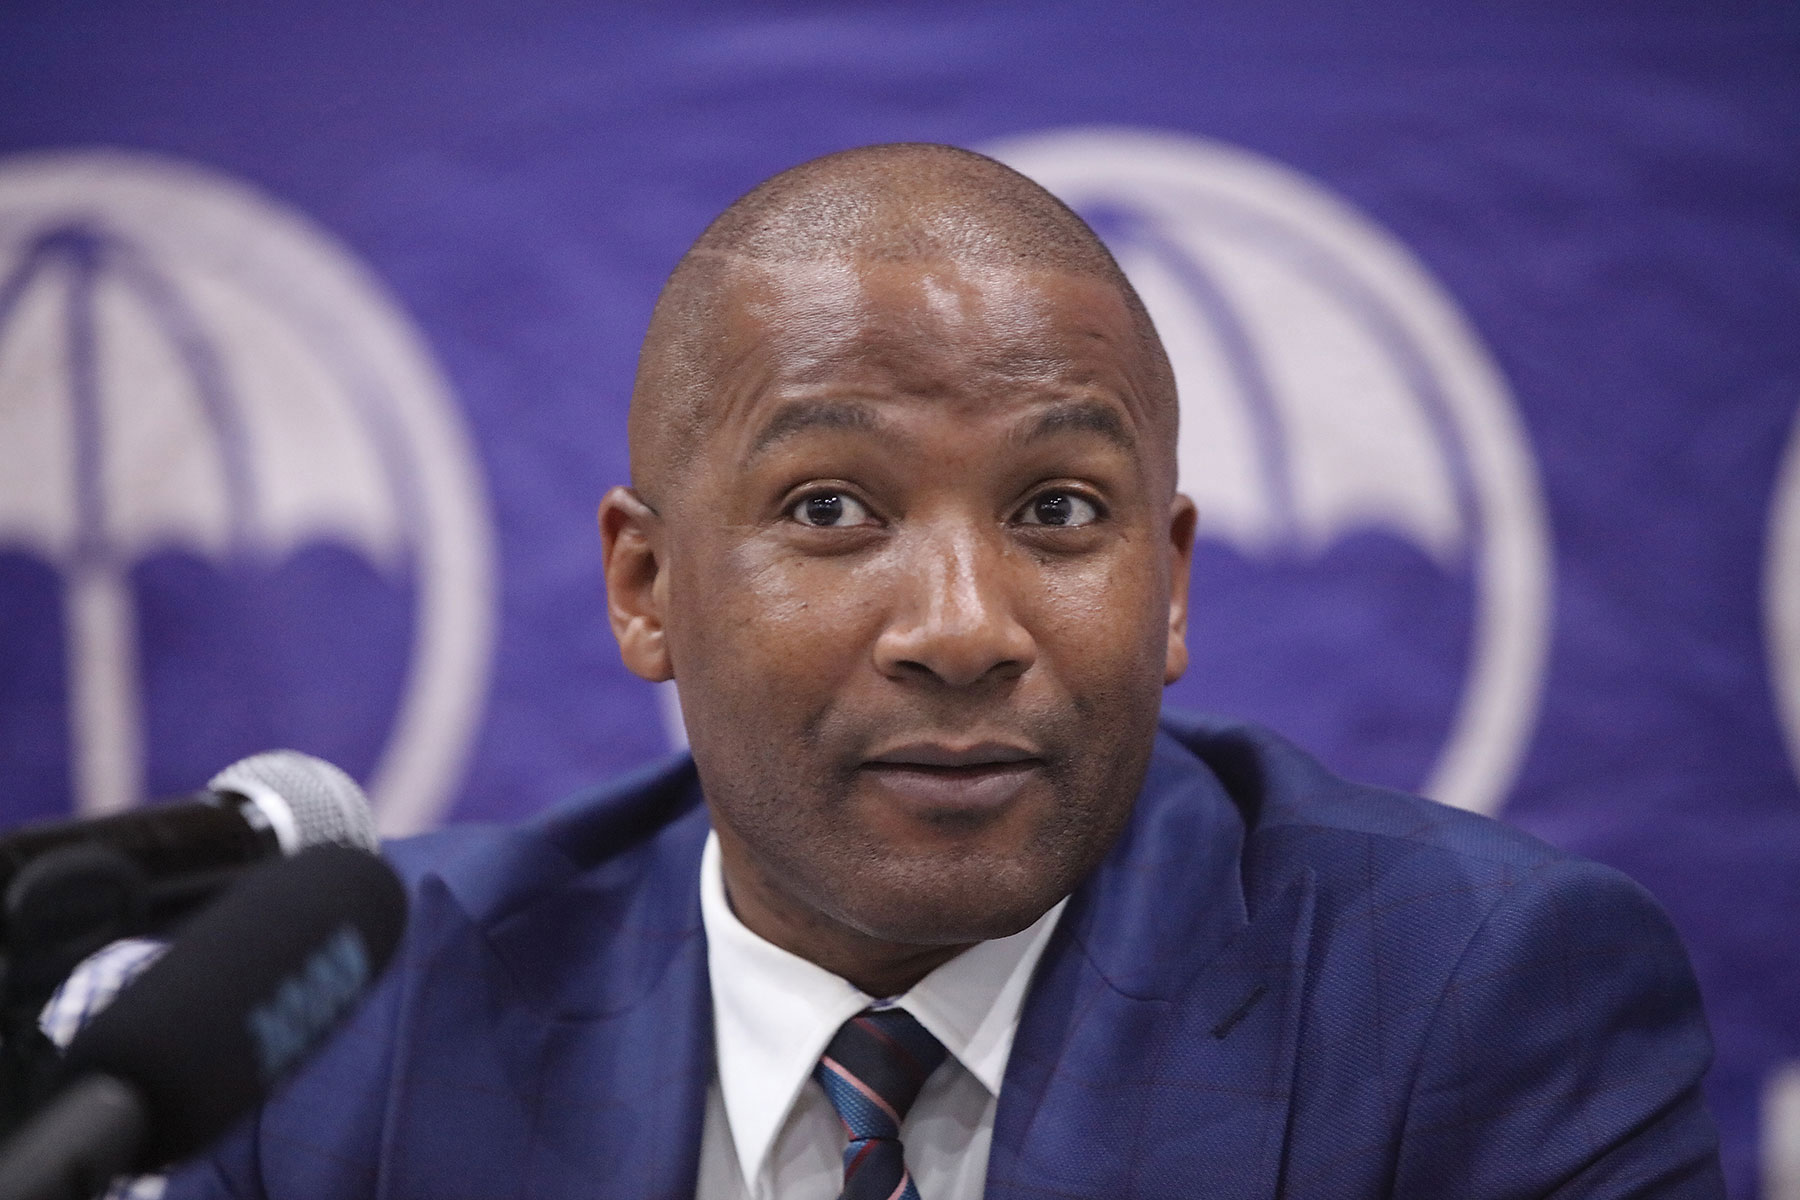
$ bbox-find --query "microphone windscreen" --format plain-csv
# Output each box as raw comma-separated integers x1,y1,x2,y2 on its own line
208,750,379,853
61,844,406,1168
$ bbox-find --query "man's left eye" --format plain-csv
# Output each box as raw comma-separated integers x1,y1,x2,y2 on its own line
1016,490,1102,527
790,491,875,527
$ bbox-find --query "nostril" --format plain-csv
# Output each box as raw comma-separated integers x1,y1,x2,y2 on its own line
875,617,1036,689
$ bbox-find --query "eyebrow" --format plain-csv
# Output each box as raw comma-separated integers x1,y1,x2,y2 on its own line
745,399,884,462
742,396,1136,464
1011,400,1136,454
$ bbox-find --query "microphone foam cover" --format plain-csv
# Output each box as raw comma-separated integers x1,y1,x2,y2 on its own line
208,750,379,852
62,844,406,1168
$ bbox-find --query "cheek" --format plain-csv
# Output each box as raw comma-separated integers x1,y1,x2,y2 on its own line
1030,549,1170,675
734,545,891,643
671,540,888,708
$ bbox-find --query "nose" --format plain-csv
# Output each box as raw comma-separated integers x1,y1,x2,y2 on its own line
873,526,1037,689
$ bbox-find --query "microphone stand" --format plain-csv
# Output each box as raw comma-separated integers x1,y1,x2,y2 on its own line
0,845,149,1141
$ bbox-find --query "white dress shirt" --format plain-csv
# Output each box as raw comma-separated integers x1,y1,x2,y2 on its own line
695,832,1066,1200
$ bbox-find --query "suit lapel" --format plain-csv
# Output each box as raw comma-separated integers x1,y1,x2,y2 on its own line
987,731,1317,1200
377,774,716,1200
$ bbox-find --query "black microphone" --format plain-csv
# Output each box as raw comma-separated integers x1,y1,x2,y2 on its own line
0,843,407,1200
0,751,379,952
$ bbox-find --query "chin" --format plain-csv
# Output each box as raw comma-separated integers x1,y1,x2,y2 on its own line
836,859,1070,948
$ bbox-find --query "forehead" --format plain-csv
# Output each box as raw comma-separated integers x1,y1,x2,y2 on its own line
708,255,1159,431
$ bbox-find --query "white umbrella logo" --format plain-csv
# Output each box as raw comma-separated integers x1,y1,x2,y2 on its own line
989,128,1553,816
1764,405,1800,785
0,150,495,834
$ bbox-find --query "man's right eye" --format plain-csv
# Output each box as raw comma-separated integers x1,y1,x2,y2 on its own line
789,492,874,528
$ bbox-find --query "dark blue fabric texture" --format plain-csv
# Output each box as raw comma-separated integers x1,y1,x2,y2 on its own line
161,714,1724,1198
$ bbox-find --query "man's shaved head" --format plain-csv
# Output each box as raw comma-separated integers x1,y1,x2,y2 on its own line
629,142,1177,504
601,141,1198,993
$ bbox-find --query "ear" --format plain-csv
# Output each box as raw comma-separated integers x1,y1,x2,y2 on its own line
599,486,674,683
1164,493,1198,685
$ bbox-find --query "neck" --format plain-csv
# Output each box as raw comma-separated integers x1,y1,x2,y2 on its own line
819,941,971,1001
716,843,973,998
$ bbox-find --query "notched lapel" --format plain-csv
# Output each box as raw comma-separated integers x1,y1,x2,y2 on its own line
982,725,1350,1198
989,868,1316,1200
375,815,716,1200
1152,869,1315,1199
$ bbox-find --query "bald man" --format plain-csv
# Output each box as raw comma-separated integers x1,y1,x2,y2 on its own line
166,145,1722,1199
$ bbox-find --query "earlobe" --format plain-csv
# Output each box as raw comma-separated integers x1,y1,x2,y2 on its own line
598,486,675,683
1164,494,1198,685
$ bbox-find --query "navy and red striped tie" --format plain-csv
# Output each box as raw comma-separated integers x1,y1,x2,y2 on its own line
813,1007,950,1200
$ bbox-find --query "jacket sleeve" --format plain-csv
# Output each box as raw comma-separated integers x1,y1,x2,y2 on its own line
159,1118,263,1200
1392,857,1724,1198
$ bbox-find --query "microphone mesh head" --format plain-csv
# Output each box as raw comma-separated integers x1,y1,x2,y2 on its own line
208,751,379,852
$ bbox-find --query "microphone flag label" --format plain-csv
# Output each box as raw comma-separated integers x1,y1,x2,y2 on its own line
245,923,371,1086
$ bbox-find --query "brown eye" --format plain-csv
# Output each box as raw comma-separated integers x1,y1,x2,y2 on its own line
1017,490,1101,527
790,491,874,528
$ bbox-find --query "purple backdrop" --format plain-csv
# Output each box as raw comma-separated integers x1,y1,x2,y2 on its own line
1,3,1796,1194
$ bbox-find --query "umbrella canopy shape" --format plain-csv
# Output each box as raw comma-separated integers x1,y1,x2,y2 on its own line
0,150,496,833
989,128,1552,817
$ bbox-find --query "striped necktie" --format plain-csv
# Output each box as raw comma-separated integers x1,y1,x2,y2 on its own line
813,1007,950,1200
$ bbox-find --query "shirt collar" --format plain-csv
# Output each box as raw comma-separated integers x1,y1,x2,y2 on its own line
699,830,1065,1192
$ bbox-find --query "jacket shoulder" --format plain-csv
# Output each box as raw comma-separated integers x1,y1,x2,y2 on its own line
1153,712,1722,1194
381,752,704,910
1158,711,1572,893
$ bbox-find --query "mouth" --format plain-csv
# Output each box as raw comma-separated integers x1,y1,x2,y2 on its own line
859,742,1045,815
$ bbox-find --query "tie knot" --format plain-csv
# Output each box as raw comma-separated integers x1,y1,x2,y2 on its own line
813,1007,950,1142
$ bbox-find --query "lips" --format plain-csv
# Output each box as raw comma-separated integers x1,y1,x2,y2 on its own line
860,742,1044,815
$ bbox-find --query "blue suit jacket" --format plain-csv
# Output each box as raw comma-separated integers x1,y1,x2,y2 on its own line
167,716,1724,1197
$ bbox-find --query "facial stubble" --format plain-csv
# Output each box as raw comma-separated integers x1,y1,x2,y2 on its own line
694,668,1162,953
